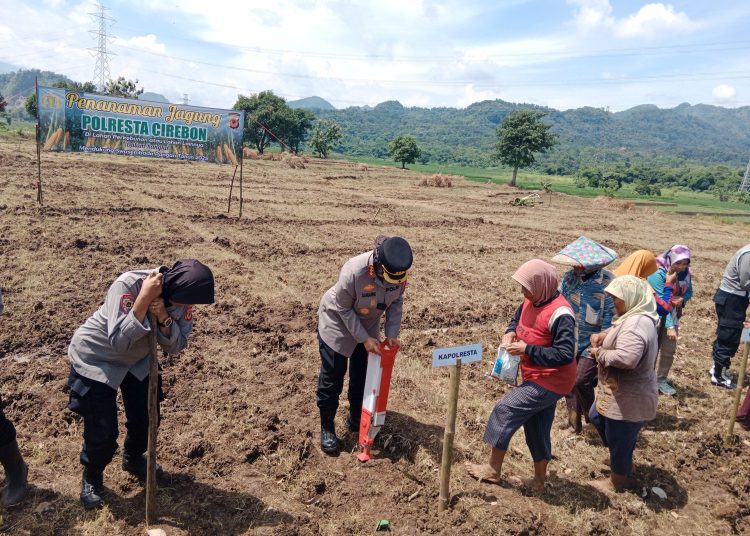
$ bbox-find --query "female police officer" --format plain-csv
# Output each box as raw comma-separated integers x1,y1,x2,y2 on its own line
316,236,413,454
67,260,214,509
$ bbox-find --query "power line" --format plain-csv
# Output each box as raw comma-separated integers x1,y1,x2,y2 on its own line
88,1,115,91
114,43,750,89
106,23,750,63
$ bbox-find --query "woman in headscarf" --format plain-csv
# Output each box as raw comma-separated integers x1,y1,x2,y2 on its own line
646,245,693,396
614,250,677,317
466,260,576,492
552,236,617,433
588,275,659,493
67,260,215,510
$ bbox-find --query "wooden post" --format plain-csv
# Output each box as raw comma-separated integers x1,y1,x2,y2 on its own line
35,77,42,205
438,358,461,512
145,312,159,525
725,341,750,445
227,164,238,213
239,152,244,218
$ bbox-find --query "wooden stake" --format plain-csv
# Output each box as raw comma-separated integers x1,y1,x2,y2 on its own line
438,358,461,512
145,312,159,525
35,77,42,205
725,341,749,445
227,164,238,213
239,152,244,218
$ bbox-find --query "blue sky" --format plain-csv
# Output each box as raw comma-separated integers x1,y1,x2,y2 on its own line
3,0,750,111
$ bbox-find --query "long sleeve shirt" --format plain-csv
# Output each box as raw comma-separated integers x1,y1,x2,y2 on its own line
720,245,750,295
560,268,615,358
318,252,406,357
647,268,693,329
68,269,193,388
594,314,658,422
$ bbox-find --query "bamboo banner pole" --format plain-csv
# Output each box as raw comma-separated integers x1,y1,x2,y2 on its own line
145,312,159,525
35,77,42,205
438,358,461,512
227,164,238,214
725,341,749,445
239,152,244,218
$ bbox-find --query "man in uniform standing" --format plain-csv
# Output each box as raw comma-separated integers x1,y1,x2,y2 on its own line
316,236,413,455
711,244,750,389
0,288,29,507
67,260,214,509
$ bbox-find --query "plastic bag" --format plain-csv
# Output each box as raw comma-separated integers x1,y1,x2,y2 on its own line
489,345,520,385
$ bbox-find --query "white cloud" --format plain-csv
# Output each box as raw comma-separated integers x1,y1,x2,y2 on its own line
112,34,165,54
569,1,698,39
713,84,737,104
569,0,614,31
615,3,698,38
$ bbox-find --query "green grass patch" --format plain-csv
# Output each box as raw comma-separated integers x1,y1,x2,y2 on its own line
337,154,750,216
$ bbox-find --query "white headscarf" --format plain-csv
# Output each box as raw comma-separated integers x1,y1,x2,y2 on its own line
605,275,658,325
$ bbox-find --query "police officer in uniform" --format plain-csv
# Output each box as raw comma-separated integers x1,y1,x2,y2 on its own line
316,236,413,454
0,288,29,507
67,260,214,509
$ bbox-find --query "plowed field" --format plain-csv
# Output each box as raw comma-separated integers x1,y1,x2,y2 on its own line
0,141,748,535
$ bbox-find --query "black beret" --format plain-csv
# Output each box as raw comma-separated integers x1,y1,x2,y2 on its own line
380,237,413,276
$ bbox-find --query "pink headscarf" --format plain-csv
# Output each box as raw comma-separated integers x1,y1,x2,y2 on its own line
512,259,560,305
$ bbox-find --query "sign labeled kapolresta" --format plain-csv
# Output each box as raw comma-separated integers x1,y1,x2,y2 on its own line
432,343,483,368
36,86,243,164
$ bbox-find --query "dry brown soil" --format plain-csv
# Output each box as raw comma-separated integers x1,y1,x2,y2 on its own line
0,140,749,535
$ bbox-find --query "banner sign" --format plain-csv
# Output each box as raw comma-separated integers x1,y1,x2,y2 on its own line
432,343,483,368
36,86,243,164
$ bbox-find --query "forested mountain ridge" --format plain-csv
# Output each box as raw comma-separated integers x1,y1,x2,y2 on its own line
314,99,750,169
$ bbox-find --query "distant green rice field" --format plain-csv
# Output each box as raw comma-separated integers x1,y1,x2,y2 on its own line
339,155,750,219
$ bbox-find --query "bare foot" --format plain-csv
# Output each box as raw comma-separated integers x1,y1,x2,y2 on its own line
521,477,545,493
589,477,623,494
465,462,503,484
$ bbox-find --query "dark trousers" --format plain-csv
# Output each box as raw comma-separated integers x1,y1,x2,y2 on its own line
316,333,368,420
67,367,163,473
0,395,17,447
564,356,598,422
712,289,749,369
483,382,561,462
589,407,644,476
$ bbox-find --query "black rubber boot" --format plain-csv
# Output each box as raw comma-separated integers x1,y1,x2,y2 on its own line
122,452,163,481
80,468,105,510
345,413,360,433
320,413,339,455
0,439,28,507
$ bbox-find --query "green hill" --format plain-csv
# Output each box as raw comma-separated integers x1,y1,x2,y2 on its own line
314,99,750,169
0,69,73,107
288,96,335,111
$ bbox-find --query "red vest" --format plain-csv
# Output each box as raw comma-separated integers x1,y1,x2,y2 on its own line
516,294,576,395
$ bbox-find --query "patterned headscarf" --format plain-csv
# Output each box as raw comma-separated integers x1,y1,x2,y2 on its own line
605,275,659,325
656,244,691,270
512,259,560,305
613,250,658,279
554,236,618,291
656,244,692,296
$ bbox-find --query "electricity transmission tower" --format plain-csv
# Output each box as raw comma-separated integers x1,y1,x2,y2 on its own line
89,1,115,92
739,159,750,192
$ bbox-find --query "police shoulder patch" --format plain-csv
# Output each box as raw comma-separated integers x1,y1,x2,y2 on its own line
184,305,194,321
119,293,135,315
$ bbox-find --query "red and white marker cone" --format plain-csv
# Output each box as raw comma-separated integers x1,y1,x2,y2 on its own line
357,343,399,462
